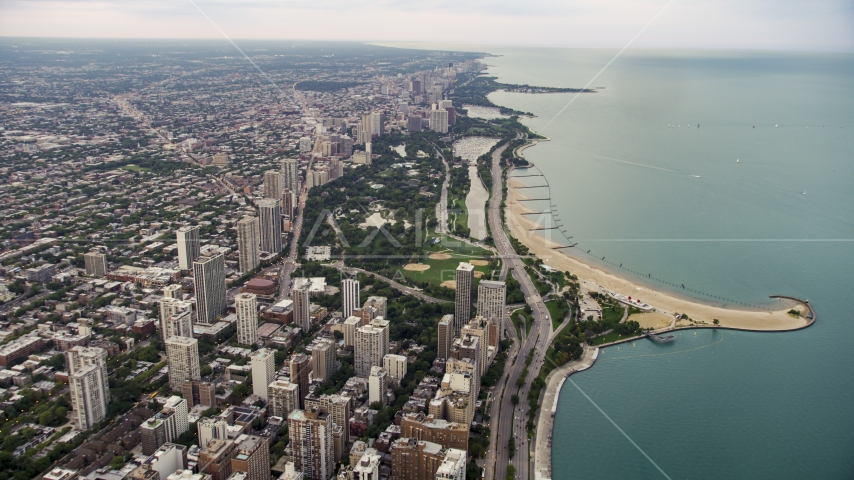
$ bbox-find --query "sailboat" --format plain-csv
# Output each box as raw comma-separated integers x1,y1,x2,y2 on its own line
736,158,740,163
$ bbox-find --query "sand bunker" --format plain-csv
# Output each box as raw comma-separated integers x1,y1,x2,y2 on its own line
469,259,489,266
474,271,484,278
429,253,452,260
440,280,456,289
628,312,672,329
403,264,430,272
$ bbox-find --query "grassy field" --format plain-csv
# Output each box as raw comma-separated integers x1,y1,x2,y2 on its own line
398,233,497,289
545,300,564,330
120,164,150,172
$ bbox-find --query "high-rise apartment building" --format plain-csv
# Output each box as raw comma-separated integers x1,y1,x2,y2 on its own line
461,316,491,377
308,337,337,382
304,393,352,444
160,297,193,324
383,354,408,383
193,253,227,323
429,108,449,134
263,170,283,200
477,280,506,343
176,226,201,271
289,353,312,410
342,316,360,347
162,310,194,342
288,409,335,480
235,293,258,346
354,318,390,377
281,158,299,194
282,190,296,221
352,452,381,480
399,413,469,451
163,284,183,299
437,314,453,360
198,439,236,480
389,438,446,480
435,449,467,480
166,336,201,392
236,217,260,274
198,417,228,449
140,396,188,455
83,251,107,277
183,380,217,408
249,348,275,400
292,287,311,331
67,346,109,429
341,279,360,318
66,345,109,399
369,366,388,406
268,379,300,418
68,363,108,429
430,360,476,425
363,296,387,320
454,263,474,336
231,435,270,480
257,199,283,254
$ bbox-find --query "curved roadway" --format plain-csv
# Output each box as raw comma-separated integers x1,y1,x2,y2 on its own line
485,140,555,480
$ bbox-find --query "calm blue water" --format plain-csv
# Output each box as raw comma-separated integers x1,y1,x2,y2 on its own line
481,48,854,478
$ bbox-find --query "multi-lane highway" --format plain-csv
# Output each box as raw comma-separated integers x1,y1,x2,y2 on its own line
485,140,555,480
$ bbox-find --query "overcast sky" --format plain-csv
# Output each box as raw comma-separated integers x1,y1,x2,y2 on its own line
1,0,852,52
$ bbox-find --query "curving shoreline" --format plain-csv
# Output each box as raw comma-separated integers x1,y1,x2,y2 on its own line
507,156,817,479
505,177,813,330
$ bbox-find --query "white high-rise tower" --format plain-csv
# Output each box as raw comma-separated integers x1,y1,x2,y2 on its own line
258,199,283,254
235,293,258,346
236,216,260,274
281,158,299,194
176,225,200,271
263,170,284,199
166,336,201,392
342,279,360,318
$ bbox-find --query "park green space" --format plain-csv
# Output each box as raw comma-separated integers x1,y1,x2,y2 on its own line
398,233,497,290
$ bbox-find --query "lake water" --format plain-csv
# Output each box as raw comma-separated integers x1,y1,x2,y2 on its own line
481,48,854,478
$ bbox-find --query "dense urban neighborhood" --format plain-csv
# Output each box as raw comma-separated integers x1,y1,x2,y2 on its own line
0,39,604,480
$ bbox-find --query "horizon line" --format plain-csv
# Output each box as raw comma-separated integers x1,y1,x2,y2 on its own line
0,36,851,54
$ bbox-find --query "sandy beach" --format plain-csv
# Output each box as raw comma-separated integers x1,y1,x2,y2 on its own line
506,178,811,331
